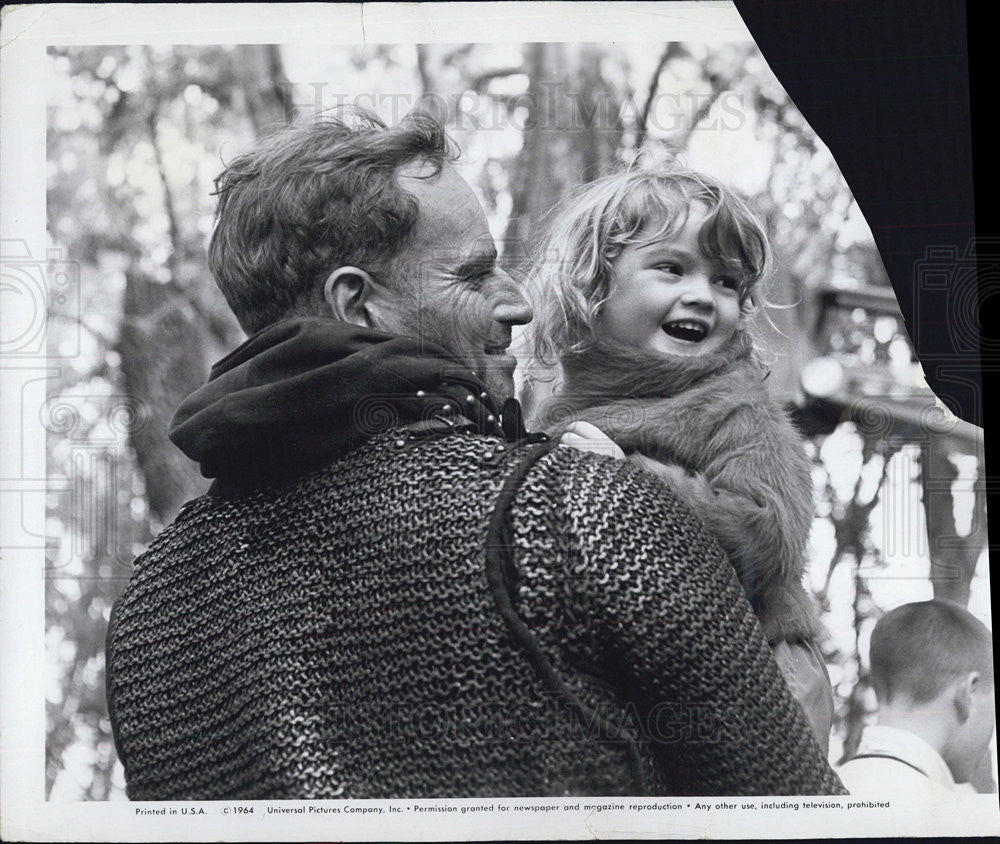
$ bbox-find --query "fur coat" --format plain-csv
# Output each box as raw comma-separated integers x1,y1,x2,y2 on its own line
538,330,821,645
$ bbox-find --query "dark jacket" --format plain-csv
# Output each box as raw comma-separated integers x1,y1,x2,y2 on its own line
106,317,845,799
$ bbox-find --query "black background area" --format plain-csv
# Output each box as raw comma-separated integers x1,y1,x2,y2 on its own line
735,0,988,432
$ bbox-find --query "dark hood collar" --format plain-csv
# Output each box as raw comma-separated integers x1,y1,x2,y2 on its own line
169,317,510,489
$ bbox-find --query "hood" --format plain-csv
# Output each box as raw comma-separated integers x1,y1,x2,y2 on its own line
170,317,507,489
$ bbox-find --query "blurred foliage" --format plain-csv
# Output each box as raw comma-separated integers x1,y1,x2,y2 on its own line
45,42,990,800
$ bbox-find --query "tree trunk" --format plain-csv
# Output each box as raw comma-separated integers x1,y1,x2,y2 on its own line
918,435,993,792
119,47,293,525
236,44,295,134
118,272,211,525
502,43,623,270
503,44,624,416
838,569,873,764
920,435,984,607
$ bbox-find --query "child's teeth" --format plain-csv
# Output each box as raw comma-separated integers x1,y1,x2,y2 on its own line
663,321,708,341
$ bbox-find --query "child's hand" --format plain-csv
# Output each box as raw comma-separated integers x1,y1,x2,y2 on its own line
558,421,627,461
629,453,702,490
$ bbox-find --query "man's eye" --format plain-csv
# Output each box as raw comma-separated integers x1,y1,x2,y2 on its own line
464,267,493,288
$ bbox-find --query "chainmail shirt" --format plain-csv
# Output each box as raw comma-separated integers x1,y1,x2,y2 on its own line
108,425,846,798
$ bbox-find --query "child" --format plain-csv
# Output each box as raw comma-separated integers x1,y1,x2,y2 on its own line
837,600,995,796
526,164,833,748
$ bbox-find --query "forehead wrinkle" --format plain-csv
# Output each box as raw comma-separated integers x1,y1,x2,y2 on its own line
400,172,491,253
421,228,496,271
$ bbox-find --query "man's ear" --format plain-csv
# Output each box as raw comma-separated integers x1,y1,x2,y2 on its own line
955,672,981,723
323,267,379,328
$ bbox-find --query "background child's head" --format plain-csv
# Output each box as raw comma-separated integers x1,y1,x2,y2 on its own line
529,163,771,367
868,599,995,782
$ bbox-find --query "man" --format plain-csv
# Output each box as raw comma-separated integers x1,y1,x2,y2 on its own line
838,600,995,796
106,110,845,799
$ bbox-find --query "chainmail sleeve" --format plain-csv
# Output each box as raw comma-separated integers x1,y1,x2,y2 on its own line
510,446,847,796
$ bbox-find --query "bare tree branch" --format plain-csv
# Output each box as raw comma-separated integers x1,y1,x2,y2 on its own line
673,77,723,150
145,97,182,285
441,44,476,66
820,440,903,599
49,312,116,348
635,42,685,151
416,44,434,96
470,66,525,94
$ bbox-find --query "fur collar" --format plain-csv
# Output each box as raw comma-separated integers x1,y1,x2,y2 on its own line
537,329,758,441
536,329,820,645
563,328,755,399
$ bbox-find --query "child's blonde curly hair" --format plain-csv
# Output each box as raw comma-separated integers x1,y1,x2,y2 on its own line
527,163,773,367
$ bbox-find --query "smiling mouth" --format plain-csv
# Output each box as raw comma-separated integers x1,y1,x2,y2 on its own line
662,320,710,343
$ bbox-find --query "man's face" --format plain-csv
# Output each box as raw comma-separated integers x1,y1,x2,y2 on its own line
381,160,533,404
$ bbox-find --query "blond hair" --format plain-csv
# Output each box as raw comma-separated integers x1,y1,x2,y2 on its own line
527,164,772,368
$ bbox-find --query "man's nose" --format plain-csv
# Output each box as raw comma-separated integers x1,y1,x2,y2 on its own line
491,270,534,325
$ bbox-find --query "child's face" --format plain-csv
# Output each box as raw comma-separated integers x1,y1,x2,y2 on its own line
596,202,742,358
